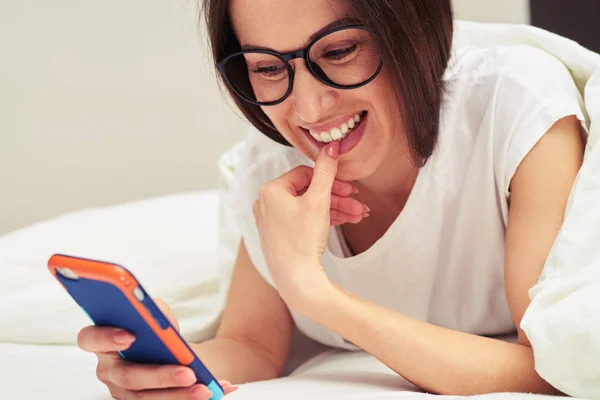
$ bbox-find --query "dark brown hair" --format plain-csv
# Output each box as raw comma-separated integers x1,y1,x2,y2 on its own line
202,0,453,166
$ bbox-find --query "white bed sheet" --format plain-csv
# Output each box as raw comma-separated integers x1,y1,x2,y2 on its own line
0,342,108,399
0,342,573,400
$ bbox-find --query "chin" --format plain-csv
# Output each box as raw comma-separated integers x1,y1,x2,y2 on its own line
333,160,375,182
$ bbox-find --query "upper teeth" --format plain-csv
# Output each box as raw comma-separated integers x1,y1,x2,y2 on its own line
309,113,362,143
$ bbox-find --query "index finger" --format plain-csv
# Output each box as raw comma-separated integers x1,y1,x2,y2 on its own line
278,166,356,197
153,298,179,332
77,326,135,353
273,165,313,195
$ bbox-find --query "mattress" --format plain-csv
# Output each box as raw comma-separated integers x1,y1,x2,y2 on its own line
0,342,572,400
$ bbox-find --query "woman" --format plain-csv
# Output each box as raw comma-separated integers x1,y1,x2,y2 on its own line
77,0,587,398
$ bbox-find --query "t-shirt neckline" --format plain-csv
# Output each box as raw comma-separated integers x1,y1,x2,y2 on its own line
325,155,434,264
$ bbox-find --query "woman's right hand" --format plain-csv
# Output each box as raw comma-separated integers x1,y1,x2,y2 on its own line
77,298,238,399
282,165,369,226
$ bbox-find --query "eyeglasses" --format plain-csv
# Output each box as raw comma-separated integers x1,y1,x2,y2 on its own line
217,25,383,106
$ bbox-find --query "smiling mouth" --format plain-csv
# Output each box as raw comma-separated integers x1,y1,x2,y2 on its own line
301,111,367,143
301,111,369,156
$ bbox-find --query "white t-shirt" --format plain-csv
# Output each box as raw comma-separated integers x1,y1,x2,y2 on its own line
227,44,586,350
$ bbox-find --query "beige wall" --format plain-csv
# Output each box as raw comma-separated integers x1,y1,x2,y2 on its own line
0,0,250,235
453,0,530,24
0,0,530,235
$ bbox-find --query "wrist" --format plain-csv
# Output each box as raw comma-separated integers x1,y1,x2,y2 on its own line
283,266,339,316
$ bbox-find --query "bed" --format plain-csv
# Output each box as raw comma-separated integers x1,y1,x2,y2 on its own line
0,341,571,400
0,187,591,399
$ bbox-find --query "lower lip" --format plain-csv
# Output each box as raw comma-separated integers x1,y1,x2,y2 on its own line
304,113,368,156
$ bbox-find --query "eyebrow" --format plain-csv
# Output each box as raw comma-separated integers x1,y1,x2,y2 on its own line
240,17,361,51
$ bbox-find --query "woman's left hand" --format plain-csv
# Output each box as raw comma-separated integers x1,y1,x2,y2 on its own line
252,141,365,309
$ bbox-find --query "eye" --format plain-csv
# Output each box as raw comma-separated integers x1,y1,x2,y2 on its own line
251,64,286,79
323,43,358,61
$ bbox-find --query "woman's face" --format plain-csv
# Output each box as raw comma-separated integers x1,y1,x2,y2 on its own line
229,0,406,182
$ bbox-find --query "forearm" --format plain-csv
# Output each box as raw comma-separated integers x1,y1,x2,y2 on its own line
190,337,281,385
304,283,561,396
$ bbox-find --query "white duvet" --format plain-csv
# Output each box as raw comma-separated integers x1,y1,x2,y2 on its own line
0,190,226,346
451,21,600,399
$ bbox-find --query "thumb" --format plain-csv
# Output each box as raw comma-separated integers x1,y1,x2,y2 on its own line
153,298,180,332
306,141,339,198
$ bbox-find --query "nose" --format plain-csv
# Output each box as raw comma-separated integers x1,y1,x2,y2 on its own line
290,60,338,123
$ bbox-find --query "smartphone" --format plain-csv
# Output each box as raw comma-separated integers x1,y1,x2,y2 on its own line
48,253,224,400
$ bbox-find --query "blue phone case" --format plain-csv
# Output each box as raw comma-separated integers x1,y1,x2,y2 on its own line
52,256,224,400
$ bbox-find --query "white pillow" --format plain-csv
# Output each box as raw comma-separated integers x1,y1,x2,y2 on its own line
0,190,226,345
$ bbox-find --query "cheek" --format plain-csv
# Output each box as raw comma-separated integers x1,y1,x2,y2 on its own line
371,75,398,117
261,105,307,147
261,106,290,136
368,74,403,136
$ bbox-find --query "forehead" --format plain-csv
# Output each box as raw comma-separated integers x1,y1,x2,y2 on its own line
229,0,353,52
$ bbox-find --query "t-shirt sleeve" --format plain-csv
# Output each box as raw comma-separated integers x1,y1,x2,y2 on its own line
492,45,587,197
227,165,275,287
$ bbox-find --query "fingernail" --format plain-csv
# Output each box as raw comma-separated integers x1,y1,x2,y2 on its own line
326,141,339,158
113,330,135,345
363,204,370,213
352,186,359,194
364,213,370,218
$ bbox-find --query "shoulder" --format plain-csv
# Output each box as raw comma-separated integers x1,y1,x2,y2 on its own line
446,44,579,104
441,43,584,140
224,127,310,216
220,127,310,287
448,43,573,83
438,44,585,194
233,128,310,193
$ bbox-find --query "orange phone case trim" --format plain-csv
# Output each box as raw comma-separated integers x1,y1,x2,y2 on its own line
48,254,194,365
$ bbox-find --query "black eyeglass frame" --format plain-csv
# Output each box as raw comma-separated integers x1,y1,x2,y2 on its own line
216,24,384,106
